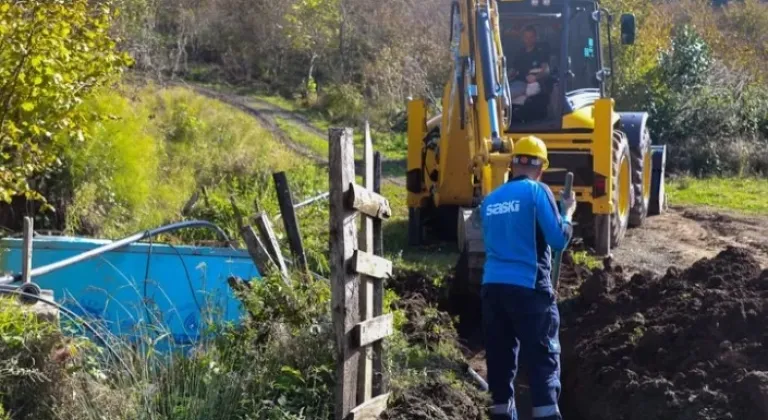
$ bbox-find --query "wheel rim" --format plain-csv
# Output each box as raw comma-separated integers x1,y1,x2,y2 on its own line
619,157,631,219
643,148,652,201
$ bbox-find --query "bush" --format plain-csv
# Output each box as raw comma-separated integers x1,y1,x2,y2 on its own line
317,83,366,124
0,0,130,203
619,23,768,176
0,298,75,419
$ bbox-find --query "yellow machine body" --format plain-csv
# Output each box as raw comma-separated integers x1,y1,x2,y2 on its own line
406,0,665,280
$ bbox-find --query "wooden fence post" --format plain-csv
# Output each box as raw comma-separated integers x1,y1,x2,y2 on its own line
371,150,385,395
254,212,289,277
273,171,308,271
230,196,287,283
357,122,375,402
22,217,33,284
330,127,393,420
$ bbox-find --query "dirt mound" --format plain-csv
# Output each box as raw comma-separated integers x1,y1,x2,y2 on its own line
386,268,447,306
380,377,487,420
382,269,491,419
562,246,768,420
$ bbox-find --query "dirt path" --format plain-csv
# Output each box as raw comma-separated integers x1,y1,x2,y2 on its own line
186,84,328,165
613,205,768,275
245,96,326,139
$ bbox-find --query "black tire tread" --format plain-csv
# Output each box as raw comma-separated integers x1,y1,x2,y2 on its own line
629,127,651,227
609,131,632,249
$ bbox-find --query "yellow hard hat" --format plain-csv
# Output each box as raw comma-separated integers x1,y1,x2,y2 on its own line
512,136,549,170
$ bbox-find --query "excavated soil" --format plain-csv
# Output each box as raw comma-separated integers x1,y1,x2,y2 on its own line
381,377,486,420
381,269,489,419
382,254,590,420
561,246,768,420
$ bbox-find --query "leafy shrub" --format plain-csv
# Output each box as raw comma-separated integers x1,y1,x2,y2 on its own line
619,23,768,176
0,0,130,203
0,298,76,419
317,83,365,124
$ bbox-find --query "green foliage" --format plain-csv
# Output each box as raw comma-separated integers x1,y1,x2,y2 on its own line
0,0,130,203
318,83,366,124
283,0,340,54
59,85,326,242
0,297,76,419
658,25,712,92
618,22,768,176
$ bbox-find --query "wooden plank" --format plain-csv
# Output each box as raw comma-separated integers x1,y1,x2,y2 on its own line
352,313,393,348
373,152,383,256
273,171,308,270
357,121,375,403
254,212,289,277
346,183,392,220
372,150,386,396
346,392,391,420
352,250,392,279
330,127,361,420
240,225,276,278
22,217,33,284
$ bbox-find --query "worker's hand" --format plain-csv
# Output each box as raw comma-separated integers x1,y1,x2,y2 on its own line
563,191,577,219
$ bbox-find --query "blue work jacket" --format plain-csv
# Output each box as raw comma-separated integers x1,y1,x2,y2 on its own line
478,175,573,292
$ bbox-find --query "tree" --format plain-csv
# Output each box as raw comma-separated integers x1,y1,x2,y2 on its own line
0,0,131,203
283,0,341,96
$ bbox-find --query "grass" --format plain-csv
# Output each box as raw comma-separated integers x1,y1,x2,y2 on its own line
667,176,768,214
571,250,602,270
249,92,407,161
381,182,459,278
274,116,328,157
59,83,328,251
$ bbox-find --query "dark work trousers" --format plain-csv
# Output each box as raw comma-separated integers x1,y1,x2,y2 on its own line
481,283,562,420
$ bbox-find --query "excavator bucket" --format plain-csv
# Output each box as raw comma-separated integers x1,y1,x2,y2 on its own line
457,207,486,296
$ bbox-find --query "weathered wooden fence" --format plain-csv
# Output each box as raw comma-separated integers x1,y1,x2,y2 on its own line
330,126,393,419
227,123,393,418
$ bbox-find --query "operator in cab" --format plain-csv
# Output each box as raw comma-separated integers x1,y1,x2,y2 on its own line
474,136,576,420
508,25,550,104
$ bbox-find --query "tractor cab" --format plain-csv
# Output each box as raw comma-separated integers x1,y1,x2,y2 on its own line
497,0,636,131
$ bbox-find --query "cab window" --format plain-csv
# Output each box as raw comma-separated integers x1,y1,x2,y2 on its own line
568,7,600,92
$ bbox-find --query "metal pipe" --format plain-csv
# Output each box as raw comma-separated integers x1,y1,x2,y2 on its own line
467,365,489,391
0,220,232,284
275,191,330,220
427,114,442,130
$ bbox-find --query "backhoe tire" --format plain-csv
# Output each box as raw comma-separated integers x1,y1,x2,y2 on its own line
595,132,633,255
629,126,652,227
408,207,422,246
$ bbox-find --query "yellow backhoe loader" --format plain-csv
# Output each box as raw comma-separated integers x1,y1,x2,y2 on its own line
406,0,667,288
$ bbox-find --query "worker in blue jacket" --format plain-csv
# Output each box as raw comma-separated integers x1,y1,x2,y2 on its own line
477,136,576,420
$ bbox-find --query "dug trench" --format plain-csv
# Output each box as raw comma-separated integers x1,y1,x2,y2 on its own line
380,250,590,419
382,246,768,419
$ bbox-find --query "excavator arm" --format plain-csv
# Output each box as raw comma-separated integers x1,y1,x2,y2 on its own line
407,0,514,214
